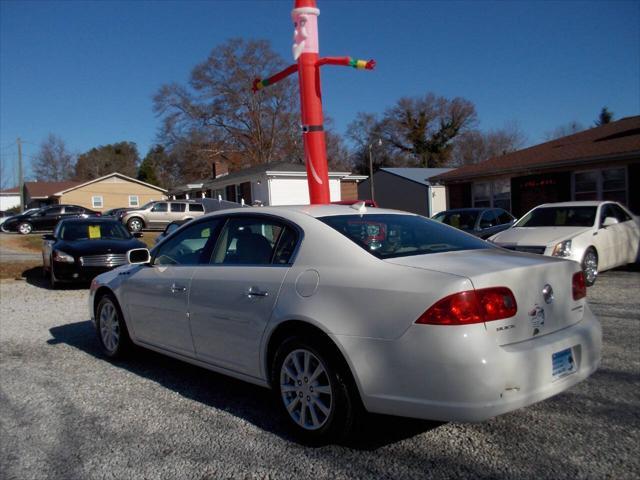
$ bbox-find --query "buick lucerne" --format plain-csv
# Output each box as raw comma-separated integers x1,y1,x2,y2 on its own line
89,204,601,443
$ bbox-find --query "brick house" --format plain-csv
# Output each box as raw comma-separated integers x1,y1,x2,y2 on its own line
433,116,640,216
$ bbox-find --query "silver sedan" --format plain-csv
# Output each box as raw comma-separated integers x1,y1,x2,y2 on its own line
89,204,602,444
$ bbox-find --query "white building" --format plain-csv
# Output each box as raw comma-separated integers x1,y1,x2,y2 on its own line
0,186,20,213
172,162,358,206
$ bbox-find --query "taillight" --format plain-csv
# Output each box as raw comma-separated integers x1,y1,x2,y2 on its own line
572,271,586,300
416,287,517,325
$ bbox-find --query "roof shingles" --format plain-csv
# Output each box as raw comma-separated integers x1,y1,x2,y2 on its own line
436,116,640,182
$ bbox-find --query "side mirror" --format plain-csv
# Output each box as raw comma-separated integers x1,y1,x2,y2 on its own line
127,248,151,265
602,216,619,227
42,234,55,241
133,232,143,238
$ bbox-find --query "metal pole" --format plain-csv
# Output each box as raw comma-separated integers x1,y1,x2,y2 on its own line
17,137,24,211
368,142,375,202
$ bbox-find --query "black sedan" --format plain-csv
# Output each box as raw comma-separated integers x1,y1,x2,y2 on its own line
2,204,101,234
42,218,145,287
431,207,516,239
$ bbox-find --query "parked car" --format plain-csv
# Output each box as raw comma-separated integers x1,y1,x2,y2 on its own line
489,201,640,286
0,208,39,228
1,204,100,234
120,200,206,232
42,217,145,287
431,208,516,239
90,204,601,443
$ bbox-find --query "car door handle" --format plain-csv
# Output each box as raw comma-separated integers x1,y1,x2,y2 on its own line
170,283,187,293
246,286,268,298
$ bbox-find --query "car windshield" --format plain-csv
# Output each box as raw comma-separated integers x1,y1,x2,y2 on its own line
59,221,132,241
23,208,41,216
432,211,479,230
319,214,491,259
515,206,597,228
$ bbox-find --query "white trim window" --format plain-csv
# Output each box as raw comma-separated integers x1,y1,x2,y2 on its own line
573,167,627,204
129,195,139,207
472,179,511,211
92,196,103,208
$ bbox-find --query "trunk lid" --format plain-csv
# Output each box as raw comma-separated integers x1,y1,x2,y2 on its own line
385,248,586,345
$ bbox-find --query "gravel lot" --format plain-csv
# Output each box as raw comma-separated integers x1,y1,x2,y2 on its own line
1,270,639,479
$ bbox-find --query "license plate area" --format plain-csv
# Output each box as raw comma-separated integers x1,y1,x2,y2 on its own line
552,347,576,380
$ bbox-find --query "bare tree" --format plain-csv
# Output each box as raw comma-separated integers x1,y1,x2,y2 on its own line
154,39,301,168
452,122,527,166
75,142,139,181
544,121,585,141
32,134,75,181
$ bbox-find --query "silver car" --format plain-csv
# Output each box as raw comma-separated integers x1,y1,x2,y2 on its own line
90,205,601,443
121,200,206,232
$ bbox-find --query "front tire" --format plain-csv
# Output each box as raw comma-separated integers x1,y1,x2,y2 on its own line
272,336,358,444
127,217,144,233
17,222,32,235
49,260,59,289
582,248,598,286
96,294,131,358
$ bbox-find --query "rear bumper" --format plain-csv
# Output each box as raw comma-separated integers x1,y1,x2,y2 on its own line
334,305,601,422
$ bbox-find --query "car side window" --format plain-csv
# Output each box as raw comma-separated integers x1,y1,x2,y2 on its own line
64,206,83,214
154,220,220,266
496,209,514,225
599,205,614,226
273,227,299,264
610,204,631,223
188,204,204,212
479,210,498,229
152,203,168,213
44,207,63,216
170,203,186,213
211,217,289,265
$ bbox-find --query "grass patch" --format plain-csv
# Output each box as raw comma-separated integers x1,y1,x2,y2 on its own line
0,234,42,253
0,261,41,280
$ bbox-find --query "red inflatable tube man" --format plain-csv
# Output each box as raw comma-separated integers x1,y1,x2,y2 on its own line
253,0,375,204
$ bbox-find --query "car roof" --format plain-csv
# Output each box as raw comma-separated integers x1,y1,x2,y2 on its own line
198,203,414,221
436,208,485,213
536,201,609,208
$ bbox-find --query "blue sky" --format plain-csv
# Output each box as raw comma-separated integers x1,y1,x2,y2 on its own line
1,0,638,183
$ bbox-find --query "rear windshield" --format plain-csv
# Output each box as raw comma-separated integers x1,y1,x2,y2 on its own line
59,221,132,241
515,206,597,228
319,214,491,259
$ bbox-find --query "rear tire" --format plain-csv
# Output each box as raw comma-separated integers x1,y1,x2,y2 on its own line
271,336,358,445
96,294,132,358
582,248,598,286
17,222,32,235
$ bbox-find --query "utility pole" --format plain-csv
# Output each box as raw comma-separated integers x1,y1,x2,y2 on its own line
17,138,24,211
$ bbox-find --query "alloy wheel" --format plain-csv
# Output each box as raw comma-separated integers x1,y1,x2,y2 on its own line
583,250,598,286
128,218,143,232
99,300,120,354
18,223,32,235
280,349,333,431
